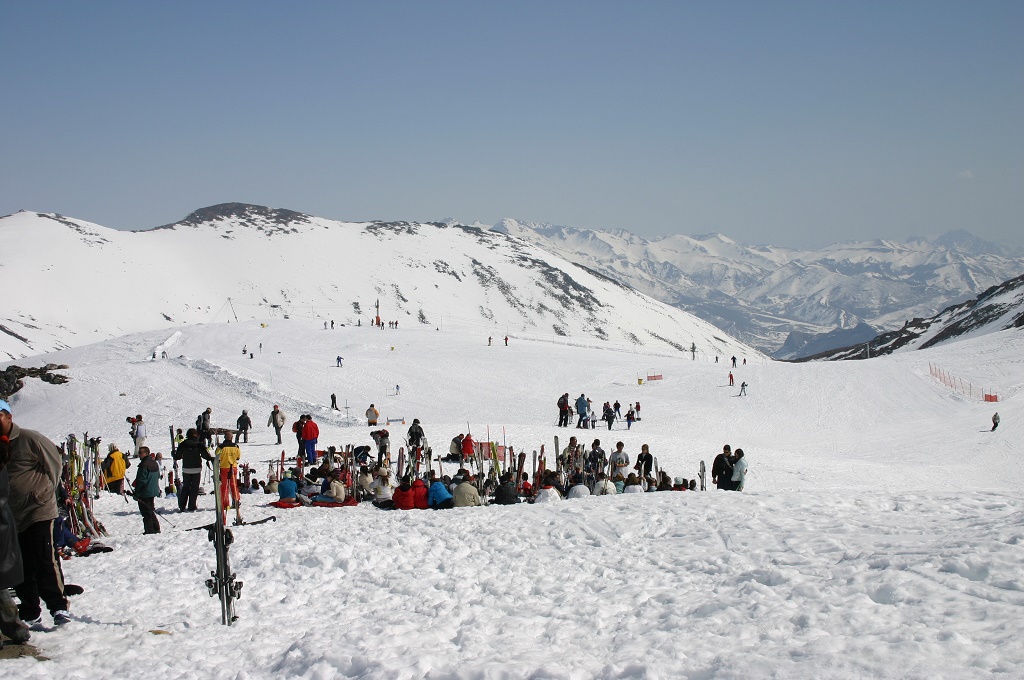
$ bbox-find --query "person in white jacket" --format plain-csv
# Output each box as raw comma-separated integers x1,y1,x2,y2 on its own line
566,474,591,499
608,441,630,481
533,473,563,503
592,472,617,496
731,449,748,491
622,473,645,494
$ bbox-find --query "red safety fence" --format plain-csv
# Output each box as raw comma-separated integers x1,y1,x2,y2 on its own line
929,363,998,402
646,374,663,381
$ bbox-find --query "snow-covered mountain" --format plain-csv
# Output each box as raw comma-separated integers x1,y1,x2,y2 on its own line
0,204,757,361
493,219,1024,355
801,273,1024,361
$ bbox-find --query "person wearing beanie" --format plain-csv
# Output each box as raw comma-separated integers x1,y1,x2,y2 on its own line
132,446,161,534
0,399,71,627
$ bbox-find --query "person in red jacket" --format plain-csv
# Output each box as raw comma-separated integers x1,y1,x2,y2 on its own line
301,416,319,466
412,478,429,509
461,433,476,464
392,476,416,510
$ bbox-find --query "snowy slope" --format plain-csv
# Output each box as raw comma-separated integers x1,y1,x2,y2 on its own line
1,318,1022,678
0,205,757,361
806,273,1024,360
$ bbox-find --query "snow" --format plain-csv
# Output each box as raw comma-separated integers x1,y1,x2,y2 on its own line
3,320,1023,678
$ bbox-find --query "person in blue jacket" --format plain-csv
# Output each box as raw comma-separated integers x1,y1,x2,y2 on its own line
277,471,298,502
426,472,454,509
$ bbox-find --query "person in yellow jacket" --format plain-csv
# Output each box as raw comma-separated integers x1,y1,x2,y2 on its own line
216,433,242,516
101,443,130,494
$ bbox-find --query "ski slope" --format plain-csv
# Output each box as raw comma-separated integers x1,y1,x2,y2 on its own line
2,320,1023,678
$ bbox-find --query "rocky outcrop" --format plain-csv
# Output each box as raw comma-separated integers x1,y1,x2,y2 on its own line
0,364,69,398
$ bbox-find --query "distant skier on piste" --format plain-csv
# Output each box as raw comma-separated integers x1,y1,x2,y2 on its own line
557,393,570,427
992,412,1000,431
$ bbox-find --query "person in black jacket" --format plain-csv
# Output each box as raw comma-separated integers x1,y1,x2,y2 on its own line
0,422,30,644
133,447,161,534
711,444,734,490
172,429,213,512
635,444,654,478
235,410,252,443
407,419,425,449
492,473,520,505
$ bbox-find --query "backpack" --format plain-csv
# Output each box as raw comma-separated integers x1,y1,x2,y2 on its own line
557,396,567,409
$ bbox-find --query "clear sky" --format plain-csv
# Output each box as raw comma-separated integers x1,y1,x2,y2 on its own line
2,1,1021,248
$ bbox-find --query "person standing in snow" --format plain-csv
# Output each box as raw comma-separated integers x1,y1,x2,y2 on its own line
235,410,251,443
0,429,30,644
992,412,1000,431
739,381,747,396
216,433,242,513
731,449,748,491
267,405,286,445
449,434,464,462
504,336,508,346
557,393,570,428
729,372,734,386
586,439,606,476
302,416,320,466
461,432,476,464
1,399,71,627
197,407,213,446
635,444,654,478
731,356,737,368
371,429,391,467
712,445,734,491
330,393,338,410
132,414,147,456
366,404,379,427
132,446,161,534
608,441,630,480
625,407,635,430
101,443,130,494
173,428,214,512
575,394,589,429
407,419,425,449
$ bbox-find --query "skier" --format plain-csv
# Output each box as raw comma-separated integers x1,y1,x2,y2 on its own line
992,412,1000,431
173,428,214,512
1,398,71,628
366,404,379,427
504,336,508,346
336,356,343,367
235,410,251,443
267,405,286,445
634,402,641,421
330,393,338,410
602,402,616,430
711,445,734,490
729,372,735,387
609,441,631,481
613,400,621,418
197,407,213,446
731,449,748,491
488,336,492,346
216,433,242,515
625,407,635,430
407,419,425,448
575,394,589,429
739,381,747,396
731,356,737,368
557,393,570,427
132,447,161,534
302,416,320,466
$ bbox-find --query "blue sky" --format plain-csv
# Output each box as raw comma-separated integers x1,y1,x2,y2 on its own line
2,1,1021,248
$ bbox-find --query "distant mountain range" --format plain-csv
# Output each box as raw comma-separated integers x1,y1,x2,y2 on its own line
798,273,1024,361
491,219,1024,357
0,204,756,361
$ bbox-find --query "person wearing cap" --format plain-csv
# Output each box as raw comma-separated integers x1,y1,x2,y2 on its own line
453,474,482,507
0,398,71,627
277,470,298,502
267,405,286,445
672,477,689,491
407,419,425,449
132,446,161,534
172,428,214,512
370,468,394,509
712,445,734,491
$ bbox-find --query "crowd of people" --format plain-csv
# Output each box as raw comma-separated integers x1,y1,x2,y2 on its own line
556,394,640,430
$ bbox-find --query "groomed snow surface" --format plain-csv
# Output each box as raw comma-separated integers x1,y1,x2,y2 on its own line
4,321,1023,679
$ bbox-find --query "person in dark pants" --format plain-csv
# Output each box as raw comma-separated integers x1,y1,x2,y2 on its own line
0,399,70,627
711,444,734,491
0,431,31,644
133,446,161,534
172,428,213,512
267,405,286,445
235,410,251,443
